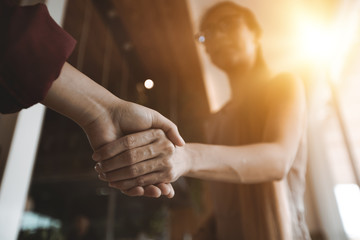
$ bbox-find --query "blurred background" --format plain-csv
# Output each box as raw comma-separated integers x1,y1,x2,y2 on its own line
0,0,360,239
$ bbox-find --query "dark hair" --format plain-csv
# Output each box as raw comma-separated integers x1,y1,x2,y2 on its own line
200,1,269,76
200,1,262,39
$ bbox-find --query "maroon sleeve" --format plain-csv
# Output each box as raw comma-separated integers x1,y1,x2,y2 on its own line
0,2,76,113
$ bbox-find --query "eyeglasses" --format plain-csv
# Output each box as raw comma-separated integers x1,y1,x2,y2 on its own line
194,32,206,43
195,16,244,44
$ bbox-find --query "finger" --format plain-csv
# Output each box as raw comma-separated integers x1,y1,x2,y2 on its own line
92,129,163,161
123,184,174,198
99,155,168,182
151,113,185,147
97,173,107,181
143,185,161,198
156,183,176,198
99,172,167,198
95,137,173,174
109,171,169,191
97,139,174,176
156,183,171,196
111,184,161,198
166,185,175,198
121,186,144,197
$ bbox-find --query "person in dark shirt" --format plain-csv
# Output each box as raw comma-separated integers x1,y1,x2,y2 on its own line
0,1,184,198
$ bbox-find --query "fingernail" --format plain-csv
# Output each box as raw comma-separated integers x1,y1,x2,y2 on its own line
181,136,185,145
98,172,107,179
95,162,103,172
92,153,100,161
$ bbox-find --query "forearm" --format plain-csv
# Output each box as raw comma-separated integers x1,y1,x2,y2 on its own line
41,62,120,128
41,63,181,198
91,134,293,190
184,142,292,183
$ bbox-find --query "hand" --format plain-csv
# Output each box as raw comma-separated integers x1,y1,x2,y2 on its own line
83,100,184,198
43,63,184,197
83,100,185,151
93,129,190,192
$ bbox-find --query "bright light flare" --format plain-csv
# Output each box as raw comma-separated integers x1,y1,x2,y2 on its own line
298,21,334,63
296,2,360,81
144,79,154,89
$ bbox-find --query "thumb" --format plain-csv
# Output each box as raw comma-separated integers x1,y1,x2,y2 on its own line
151,112,185,146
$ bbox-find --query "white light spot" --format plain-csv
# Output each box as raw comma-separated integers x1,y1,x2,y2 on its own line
198,35,205,43
144,79,154,89
334,184,360,239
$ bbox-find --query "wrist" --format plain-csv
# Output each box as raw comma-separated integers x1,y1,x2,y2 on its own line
42,62,121,128
183,144,202,178
178,144,193,176
77,91,120,128
81,98,127,150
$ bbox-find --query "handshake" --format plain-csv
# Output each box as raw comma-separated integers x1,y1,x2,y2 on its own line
41,63,191,199
82,98,190,199
93,129,185,198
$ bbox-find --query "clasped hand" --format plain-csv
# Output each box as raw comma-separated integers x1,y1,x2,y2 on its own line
93,129,189,198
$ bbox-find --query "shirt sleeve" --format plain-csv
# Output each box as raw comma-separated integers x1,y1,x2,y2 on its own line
0,2,76,114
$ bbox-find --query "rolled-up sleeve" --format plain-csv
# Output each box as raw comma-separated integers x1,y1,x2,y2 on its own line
0,2,76,113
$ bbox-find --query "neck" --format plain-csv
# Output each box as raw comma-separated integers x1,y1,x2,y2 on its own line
226,61,269,101
226,64,253,98
225,51,258,89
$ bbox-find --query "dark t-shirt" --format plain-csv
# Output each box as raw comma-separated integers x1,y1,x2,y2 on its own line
0,1,76,113
202,78,310,240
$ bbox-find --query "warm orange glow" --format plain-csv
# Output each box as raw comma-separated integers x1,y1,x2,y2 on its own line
297,20,333,63
296,3,360,81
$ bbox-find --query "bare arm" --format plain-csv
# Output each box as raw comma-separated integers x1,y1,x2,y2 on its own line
184,73,306,183
42,62,185,148
94,73,306,189
42,62,185,197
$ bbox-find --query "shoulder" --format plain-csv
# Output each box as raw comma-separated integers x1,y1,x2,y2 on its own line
270,72,303,90
266,72,305,99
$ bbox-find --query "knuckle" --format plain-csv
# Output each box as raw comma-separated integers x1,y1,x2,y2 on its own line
123,135,136,149
148,162,155,172
166,170,176,181
151,129,158,138
153,129,163,138
163,158,173,169
124,151,131,163
136,176,145,186
99,161,108,172
129,166,139,177
136,150,143,160
146,147,154,157
159,129,166,137
165,142,175,154
126,150,137,164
